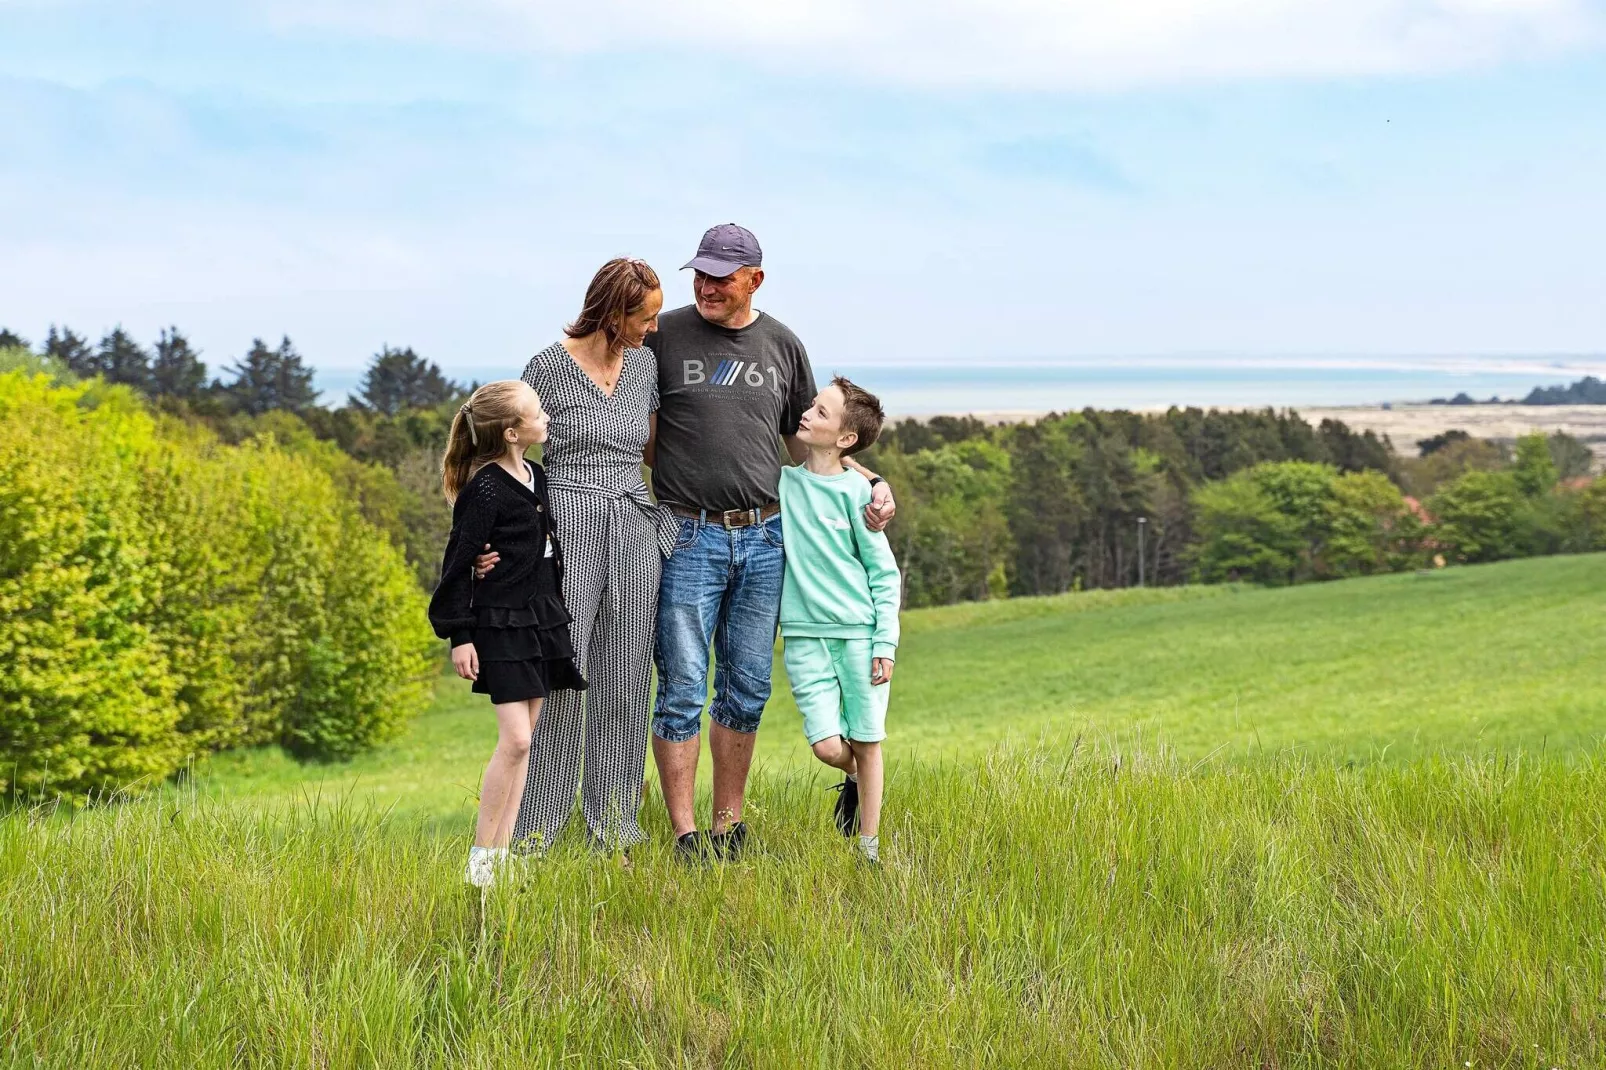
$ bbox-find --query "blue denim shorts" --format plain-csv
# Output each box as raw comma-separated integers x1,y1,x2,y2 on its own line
652,513,784,743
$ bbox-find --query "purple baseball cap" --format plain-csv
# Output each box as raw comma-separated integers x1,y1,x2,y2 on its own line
682,223,763,277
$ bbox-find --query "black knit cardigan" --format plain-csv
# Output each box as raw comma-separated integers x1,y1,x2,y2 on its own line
427,461,568,648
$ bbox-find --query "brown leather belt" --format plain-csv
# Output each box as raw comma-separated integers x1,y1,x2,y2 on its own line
668,502,780,529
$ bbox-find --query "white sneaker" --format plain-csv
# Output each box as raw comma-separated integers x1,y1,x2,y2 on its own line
464,847,496,888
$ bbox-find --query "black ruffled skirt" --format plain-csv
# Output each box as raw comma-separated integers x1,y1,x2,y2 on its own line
470,599,588,705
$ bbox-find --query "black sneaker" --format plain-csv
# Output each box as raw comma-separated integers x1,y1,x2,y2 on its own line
831,777,860,837
674,830,712,866
712,821,749,861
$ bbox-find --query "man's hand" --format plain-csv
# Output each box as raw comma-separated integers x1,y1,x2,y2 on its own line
871,658,894,686
473,544,499,579
864,481,896,533
452,642,480,681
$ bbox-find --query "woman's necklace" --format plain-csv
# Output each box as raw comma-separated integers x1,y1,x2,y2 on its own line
576,344,622,392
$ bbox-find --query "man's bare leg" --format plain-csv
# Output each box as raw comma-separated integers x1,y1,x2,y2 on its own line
710,721,757,834
652,735,700,837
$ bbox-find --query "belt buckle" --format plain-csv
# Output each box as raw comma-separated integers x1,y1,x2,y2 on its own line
722,508,755,529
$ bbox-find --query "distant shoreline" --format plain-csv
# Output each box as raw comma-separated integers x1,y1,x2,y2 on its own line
896,402,1606,469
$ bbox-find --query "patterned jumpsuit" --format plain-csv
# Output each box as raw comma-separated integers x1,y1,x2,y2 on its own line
512,341,672,849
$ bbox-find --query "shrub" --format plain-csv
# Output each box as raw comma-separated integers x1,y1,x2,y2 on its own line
0,372,435,801
0,376,186,797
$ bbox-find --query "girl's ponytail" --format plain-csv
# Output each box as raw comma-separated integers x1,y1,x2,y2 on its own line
441,403,479,505
440,380,535,505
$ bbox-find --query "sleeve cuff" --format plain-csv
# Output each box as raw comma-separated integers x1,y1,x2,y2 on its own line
872,642,897,662
450,629,475,648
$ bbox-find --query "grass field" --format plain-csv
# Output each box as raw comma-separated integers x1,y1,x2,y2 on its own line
7,554,1606,1066
201,553,1606,819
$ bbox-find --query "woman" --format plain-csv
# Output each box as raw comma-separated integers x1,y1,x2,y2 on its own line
499,257,669,852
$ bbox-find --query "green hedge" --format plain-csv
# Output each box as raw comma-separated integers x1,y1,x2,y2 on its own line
0,371,436,801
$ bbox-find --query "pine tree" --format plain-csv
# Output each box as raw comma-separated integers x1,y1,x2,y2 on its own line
150,327,208,400
355,346,463,415
43,326,96,377
0,327,29,351
96,327,154,390
223,336,320,415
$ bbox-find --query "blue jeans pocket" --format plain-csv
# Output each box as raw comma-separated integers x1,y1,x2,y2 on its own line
672,516,701,552
760,514,784,550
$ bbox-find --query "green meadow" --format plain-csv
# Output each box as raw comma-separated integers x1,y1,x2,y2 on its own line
6,554,1606,1066
202,552,1606,817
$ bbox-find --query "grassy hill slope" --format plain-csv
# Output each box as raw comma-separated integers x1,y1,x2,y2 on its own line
9,556,1606,1066
201,554,1606,819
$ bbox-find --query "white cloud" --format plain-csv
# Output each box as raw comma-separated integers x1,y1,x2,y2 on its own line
256,0,1605,88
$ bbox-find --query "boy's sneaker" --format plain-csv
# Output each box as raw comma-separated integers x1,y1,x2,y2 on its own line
712,821,749,861
831,777,860,837
674,830,713,866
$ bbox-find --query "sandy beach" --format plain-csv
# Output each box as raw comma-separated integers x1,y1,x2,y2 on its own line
1297,404,1606,468
920,403,1606,470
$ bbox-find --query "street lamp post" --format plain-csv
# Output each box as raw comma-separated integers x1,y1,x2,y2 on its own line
1137,517,1147,588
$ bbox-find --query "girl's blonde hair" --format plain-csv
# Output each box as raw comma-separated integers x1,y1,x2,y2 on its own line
441,380,535,505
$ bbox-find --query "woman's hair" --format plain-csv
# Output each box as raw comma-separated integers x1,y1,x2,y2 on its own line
565,258,662,351
441,379,534,505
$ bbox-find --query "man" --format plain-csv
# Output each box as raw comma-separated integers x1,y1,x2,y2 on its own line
649,223,894,861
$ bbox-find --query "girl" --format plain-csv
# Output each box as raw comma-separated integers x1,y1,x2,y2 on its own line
428,379,586,888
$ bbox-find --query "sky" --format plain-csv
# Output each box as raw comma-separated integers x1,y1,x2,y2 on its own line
2,0,1605,397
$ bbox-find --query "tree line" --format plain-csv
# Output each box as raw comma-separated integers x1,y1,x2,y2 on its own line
1,324,471,591
0,323,464,416
1429,374,1606,406
858,409,1602,607
5,324,1602,615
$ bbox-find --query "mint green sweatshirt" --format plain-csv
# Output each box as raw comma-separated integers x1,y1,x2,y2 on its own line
778,465,902,661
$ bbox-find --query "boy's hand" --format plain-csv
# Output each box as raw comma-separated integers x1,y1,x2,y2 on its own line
451,642,480,681
474,544,499,579
871,658,894,686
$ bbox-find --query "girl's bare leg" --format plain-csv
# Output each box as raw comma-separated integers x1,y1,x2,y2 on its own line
849,741,882,838
476,699,540,848
493,698,543,848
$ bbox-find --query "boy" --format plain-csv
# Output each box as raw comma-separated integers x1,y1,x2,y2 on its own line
778,376,901,864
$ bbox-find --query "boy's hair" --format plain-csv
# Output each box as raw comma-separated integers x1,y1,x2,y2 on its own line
832,376,885,456
441,379,535,505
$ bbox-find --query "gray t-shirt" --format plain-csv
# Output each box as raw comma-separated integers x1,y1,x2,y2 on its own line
647,305,817,512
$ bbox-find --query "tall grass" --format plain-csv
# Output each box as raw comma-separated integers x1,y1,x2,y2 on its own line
5,745,1601,1067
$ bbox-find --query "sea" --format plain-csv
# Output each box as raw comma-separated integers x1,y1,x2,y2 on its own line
313,353,1606,417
